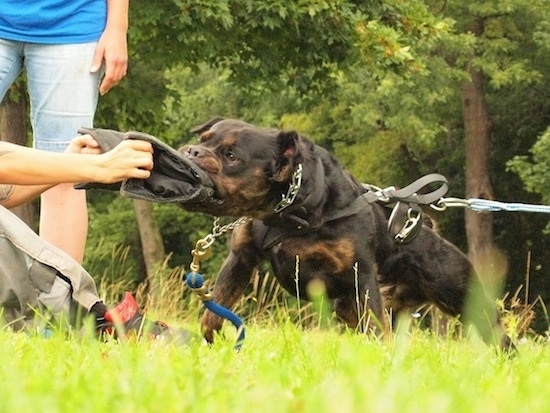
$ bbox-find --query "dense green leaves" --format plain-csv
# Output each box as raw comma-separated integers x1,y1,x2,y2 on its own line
127,0,365,93
508,129,550,205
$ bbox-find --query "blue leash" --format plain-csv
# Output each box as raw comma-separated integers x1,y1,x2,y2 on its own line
435,197,550,214
185,271,245,350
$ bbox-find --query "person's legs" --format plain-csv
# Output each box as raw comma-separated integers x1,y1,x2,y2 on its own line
0,205,195,343
40,185,88,263
0,39,24,101
0,205,101,331
25,42,100,263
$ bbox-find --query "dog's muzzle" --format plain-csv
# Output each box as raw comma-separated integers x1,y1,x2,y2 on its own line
75,128,215,205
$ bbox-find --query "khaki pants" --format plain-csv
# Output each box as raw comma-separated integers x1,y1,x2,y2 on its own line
0,206,100,330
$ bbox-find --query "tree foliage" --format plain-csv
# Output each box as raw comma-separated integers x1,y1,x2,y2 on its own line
508,128,550,213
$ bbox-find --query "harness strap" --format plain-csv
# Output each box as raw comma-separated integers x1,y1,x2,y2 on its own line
388,201,423,244
255,173,449,249
365,173,449,244
363,173,449,206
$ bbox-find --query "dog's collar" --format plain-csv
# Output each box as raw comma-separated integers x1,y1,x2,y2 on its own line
273,164,303,213
255,160,370,249
269,160,326,229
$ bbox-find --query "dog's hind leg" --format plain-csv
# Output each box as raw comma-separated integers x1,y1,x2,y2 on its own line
460,274,516,352
333,278,388,338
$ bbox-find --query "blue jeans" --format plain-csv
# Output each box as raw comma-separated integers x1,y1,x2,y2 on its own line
0,39,100,152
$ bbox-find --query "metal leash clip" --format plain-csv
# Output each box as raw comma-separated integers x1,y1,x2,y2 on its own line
190,238,211,273
388,201,423,244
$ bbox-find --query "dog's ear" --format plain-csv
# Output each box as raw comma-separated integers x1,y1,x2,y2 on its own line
273,130,301,182
190,117,225,134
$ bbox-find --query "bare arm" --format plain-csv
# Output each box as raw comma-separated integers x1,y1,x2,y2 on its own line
0,134,153,208
0,183,50,209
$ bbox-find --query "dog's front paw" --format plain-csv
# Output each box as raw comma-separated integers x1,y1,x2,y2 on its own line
200,310,225,343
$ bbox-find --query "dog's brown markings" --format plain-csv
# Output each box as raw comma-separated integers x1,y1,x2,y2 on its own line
214,166,272,217
284,237,356,274
199,130,214,142
219,166,265,196
231,224,253,249
221,136,237,147
194,156,221,175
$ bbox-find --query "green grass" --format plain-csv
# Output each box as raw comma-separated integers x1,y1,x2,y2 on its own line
1,318,550,413
1,264,547,413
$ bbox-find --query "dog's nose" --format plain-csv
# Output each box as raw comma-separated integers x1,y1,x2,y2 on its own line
182,145,205,159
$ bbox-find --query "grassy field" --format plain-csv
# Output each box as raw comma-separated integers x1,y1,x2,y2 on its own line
1,316,549,413
0,263,546,412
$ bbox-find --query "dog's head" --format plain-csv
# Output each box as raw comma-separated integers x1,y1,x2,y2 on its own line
179,118,309,221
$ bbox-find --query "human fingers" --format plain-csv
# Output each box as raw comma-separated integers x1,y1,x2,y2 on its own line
99,61,126,95
65,134,101,154
118,139,153,154
98,146,153,182
89,43,104,76
111,140,154,171
129,167,152,180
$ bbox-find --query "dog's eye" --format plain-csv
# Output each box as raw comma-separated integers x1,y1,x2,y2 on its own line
221,147,243,171
224,149,237,161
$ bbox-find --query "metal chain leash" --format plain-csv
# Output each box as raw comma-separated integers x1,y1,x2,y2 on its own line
195,216,253,253
189,216,252,273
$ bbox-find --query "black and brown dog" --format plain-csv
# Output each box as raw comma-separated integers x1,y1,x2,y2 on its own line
180,118,514,351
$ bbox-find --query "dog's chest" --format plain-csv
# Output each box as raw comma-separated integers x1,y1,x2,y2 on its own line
262,235,359,293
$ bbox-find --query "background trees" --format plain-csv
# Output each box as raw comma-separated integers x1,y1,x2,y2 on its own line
2,0,549,331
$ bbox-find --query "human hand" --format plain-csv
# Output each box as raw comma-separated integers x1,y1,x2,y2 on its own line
96,139,154,182
65,134,104,155
90,26,128,96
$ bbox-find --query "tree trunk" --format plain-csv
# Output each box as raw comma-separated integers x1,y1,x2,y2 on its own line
461,67,508,289
0,88,35,227
132,199,166,299
460,17,508,288
461,68,495,270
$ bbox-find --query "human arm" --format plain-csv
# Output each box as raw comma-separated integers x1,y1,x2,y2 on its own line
90,0,129,95
0,134,153,208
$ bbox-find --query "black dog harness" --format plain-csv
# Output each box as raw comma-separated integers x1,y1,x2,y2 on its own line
253,168,449,249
